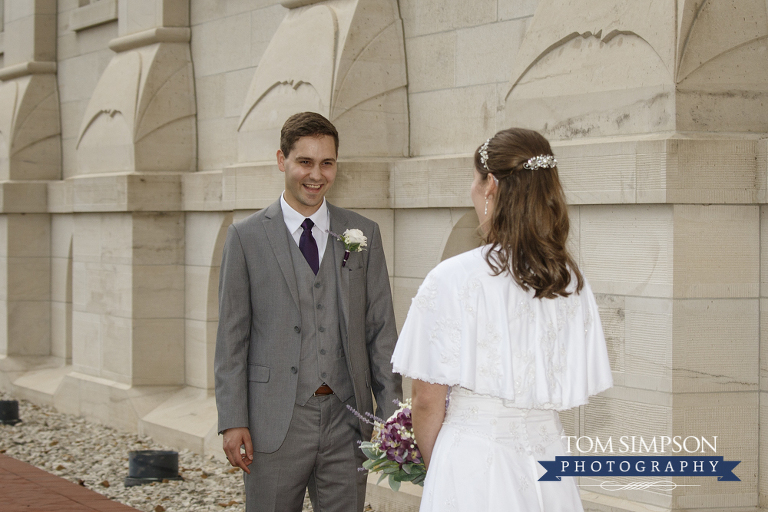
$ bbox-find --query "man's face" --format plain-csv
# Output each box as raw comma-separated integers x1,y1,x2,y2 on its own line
278,135,337,217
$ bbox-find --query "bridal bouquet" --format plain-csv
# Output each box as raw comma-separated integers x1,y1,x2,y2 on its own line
349,399,426,491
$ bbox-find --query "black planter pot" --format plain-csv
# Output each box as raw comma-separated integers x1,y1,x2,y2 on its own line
124,450,183,487
0,400,20,425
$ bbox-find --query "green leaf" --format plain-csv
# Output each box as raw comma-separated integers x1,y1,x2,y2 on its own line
361,446,380,459
377,472,388,485
388,474,401,492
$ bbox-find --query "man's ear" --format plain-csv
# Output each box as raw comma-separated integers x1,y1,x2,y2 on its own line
277,149,285,172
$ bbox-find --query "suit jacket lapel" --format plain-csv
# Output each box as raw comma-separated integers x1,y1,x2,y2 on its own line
329,204,350,344
262,200,300,310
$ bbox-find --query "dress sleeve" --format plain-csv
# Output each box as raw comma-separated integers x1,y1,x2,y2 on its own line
391,270,463,386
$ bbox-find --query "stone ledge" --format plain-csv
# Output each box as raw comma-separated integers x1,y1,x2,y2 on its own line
70,173,182,212
109,27,191,53
0,181,48,213
69,0,118,32
0,61,57,81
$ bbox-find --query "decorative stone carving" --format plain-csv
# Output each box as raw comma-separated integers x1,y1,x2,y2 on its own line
505,0,768,139
505,0,677,140
0,74,60,180
76,31,196,174
237,0,408,162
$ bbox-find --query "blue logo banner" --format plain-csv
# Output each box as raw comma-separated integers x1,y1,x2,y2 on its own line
538,456,740,482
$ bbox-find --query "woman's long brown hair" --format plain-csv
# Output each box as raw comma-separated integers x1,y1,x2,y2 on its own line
474,128,583,299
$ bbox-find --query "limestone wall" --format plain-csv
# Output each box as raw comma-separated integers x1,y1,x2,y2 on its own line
0,1,764,511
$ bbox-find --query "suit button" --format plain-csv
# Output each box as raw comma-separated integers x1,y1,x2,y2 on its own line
314,283,321,288
316,304,322,310
294,326,300,333
291,367,297,374
320,349,326,355
318,327,325,333
321,372,327,378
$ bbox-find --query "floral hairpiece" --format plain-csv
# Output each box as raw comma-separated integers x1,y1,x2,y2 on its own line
479,139,490,171
523,155,557,170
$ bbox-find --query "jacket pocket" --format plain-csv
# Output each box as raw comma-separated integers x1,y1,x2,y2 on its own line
248,364,270,382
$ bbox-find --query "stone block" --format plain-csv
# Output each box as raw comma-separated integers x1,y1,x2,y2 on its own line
439,209,480,261
132,318,185,385
348,209,394,277
581,393,672,508
100,314,132,384
672,392,758,509
197,117,238,172
60,100,87,141
673,205,759,298
555,140,638,205
7,300,50,356
250,4,286,67
72,174,183,212
399,0,496,38
191,13,251,77
405,32,455,94
99,212,133,265
50,300,72,361
57,50,114,103
326,161,390,209
409,85,498,157
69,0,117,32
666,139,759,204
593,293,625,380
762,299,768,391
623,297,672,392
393,276,422,332
6,213,49,257
185,265,218,322
761,390,768,507
140,387,218,453
57,32,79,62
394,208,455,279
133,212,185,265
73,213,101,264
579,205,673,297
61,137,78,180
133,264,185,319
223,69,253,119
456,19,528,87
74,18,118,54
194,74,225,121
391,158,429,208
427,157,474,208
673,299,758,393
498,0,538,20
567,205,579,264
182,171,224,211
48,182,74,213
6,255,50,301
184,211,232,267
184,319,216,389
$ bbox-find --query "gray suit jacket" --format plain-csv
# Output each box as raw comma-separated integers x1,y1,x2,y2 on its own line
215,199,402,453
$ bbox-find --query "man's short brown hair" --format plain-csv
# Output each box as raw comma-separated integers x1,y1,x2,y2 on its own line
280,112,339,158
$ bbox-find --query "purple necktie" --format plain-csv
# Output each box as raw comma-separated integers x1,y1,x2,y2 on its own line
299,218,319,275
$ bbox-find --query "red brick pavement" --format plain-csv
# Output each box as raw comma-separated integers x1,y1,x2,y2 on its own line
0,453,141,511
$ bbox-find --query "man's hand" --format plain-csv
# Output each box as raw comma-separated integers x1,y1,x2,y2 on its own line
222,427,254,473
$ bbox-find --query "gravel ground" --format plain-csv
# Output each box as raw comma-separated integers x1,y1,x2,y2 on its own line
0,391,375,512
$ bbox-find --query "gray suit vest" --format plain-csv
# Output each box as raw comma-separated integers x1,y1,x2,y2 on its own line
289,235,354,405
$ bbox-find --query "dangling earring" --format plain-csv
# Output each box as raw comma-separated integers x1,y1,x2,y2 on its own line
484,197,489,216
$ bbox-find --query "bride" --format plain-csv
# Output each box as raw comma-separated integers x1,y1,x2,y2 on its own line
391,128,613,511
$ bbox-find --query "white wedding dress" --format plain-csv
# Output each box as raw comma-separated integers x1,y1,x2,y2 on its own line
391,247,613,512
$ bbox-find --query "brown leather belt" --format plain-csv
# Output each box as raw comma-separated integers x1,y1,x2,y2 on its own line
314,384,334,396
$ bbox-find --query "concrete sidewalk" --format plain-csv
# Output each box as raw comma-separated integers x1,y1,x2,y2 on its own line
0,453,140,512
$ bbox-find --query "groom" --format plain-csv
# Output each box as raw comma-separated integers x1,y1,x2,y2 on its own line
215,112,402,512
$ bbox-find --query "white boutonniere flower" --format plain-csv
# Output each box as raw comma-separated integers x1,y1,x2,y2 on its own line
327,228,367,267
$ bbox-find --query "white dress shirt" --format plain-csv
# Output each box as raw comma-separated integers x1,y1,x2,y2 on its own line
280,192,330,265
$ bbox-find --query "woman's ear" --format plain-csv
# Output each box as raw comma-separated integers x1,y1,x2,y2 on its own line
486,174,499,198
